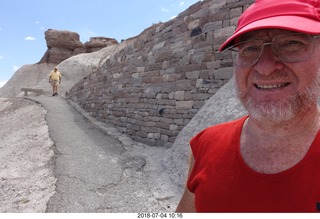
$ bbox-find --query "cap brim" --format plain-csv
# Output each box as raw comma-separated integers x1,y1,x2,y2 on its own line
219,16,320,51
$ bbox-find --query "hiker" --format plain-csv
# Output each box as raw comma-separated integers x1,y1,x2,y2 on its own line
176,0,320,212
49,67,62,96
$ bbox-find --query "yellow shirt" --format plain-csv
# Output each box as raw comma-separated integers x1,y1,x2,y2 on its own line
50,71,61,81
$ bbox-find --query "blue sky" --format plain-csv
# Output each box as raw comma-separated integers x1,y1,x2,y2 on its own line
0,0,200,87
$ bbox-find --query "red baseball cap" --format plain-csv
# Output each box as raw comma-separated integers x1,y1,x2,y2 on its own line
219,0,320,51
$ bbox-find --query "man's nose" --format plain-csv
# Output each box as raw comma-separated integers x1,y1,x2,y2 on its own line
254,46,284,75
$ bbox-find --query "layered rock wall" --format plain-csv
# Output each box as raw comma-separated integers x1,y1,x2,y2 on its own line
66,0,254,147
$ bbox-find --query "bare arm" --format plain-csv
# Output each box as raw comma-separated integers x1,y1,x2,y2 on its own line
175,153,196,212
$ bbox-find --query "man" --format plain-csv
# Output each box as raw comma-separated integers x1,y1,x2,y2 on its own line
176,0,320,212
49,67,62,96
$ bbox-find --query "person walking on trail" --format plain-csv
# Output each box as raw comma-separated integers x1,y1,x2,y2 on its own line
49,67,62,96
176,0,320,213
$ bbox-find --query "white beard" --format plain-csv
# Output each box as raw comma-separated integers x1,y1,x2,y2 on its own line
236,80,320,123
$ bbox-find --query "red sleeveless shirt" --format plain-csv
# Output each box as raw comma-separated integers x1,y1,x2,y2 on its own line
187,116,320,212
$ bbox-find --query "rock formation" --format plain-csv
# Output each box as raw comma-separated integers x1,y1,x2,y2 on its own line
39,29,118,64
39,29,86,64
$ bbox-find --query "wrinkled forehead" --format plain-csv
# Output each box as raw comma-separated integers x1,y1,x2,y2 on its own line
237,29,300,42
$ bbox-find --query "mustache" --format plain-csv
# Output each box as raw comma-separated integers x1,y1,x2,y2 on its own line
251,71,289,81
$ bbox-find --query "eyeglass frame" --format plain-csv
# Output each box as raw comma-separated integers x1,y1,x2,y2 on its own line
227,33,320,67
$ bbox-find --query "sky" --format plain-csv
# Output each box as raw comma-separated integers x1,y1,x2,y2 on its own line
0,0,200,88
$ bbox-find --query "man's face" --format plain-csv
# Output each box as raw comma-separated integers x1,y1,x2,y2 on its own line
234,29,320,122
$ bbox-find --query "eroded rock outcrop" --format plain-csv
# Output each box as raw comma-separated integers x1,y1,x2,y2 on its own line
38,29,118,64
39,29,86,64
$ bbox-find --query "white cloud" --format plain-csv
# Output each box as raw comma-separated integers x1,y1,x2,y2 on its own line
161,7,170,13
0,55,3,60
0,80,7,88
35,20,45,30
25,36,36,41
13,65,20,72
180,1,185,7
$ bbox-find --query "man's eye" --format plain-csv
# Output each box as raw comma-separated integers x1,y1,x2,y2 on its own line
244,45,259,51
286,40,304,46
279,40,306,50
240,45,260,55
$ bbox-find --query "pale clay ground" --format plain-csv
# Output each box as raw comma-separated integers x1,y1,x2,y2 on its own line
0,97,182,213
0,98,56,213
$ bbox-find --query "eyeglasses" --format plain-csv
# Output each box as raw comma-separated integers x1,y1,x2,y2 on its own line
228,33,320,67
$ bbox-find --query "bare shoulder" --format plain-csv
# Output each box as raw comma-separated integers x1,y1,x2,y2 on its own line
175,186,195,212
175,154,196,212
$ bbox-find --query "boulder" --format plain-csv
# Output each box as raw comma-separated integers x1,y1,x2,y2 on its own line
39,29,86,64
45,29,84,50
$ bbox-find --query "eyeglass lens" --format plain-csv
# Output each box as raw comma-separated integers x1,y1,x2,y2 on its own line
230,33,315,67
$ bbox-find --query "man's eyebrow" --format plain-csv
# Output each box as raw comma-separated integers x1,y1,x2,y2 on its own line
238,29,300,42
239,33,254,40
239,31,271,41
